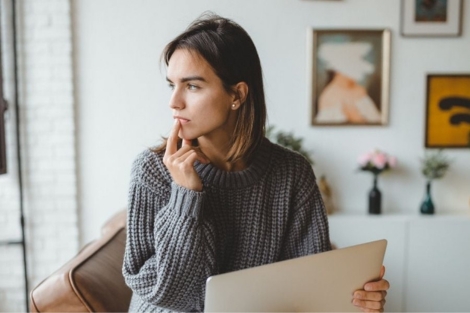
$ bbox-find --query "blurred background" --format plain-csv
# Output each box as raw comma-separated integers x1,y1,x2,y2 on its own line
0,0,469,311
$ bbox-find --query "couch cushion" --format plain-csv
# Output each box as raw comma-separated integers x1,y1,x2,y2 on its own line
30,213,132,312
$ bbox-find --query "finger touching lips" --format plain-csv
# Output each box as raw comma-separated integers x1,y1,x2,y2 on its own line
165,119,180,156
171,119,181,138
174,116,190,124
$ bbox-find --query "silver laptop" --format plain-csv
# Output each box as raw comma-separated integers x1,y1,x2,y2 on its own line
204,239,387,312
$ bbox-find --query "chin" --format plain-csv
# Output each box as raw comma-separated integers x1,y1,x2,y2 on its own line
179,131,198,142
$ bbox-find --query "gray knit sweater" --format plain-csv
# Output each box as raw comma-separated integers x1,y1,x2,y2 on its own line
122,138,331,313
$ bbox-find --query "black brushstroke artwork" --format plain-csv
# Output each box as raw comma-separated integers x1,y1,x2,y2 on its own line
439,96,470,125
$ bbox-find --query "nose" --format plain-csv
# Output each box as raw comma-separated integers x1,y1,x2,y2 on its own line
169,88,185,110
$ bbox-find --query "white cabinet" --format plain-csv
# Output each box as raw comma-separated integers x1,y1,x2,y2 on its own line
328,214,470,312
405,216,470,312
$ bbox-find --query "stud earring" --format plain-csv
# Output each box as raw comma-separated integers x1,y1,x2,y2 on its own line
232,104,236,109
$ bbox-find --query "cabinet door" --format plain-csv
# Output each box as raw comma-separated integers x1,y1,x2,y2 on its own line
328,216,407,313
406,218,470,312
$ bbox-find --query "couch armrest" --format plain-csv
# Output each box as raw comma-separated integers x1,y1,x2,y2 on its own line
101,209,127,236
30,211,132,312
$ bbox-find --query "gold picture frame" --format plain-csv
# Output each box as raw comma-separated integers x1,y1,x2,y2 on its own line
309,29,391,126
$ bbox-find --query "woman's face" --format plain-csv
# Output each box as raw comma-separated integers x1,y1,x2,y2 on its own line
166,49,237,142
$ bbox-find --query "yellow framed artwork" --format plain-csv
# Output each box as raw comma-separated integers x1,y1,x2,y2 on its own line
425,74,470,148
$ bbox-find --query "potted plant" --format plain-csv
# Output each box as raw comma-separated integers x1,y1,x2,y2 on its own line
420,149,451,214
266,126,313,165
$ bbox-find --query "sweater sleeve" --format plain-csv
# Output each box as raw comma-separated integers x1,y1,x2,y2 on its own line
280,160,332,260
122,151,217,312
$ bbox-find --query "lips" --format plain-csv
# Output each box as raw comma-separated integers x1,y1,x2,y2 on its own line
174,116,190,124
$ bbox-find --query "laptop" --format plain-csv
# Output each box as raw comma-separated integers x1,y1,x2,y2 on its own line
204,239,387,312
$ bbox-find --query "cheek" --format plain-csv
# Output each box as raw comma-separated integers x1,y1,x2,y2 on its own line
196,93,232,119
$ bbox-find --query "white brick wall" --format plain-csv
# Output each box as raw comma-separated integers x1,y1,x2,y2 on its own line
0,0,78,311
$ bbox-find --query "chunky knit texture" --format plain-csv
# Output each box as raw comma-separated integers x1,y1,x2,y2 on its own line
122,138,331,313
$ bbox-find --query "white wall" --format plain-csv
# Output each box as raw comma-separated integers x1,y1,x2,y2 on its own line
0,0,78,311
73,0,470,245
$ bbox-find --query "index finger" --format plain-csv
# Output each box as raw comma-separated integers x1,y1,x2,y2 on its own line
165,119,181,156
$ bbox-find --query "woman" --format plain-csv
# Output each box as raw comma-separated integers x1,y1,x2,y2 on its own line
122,13,389,313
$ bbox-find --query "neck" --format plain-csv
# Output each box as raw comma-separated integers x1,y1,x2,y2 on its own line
198,137,247,172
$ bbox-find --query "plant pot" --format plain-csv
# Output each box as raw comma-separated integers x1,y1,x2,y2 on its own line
420,181,435,215
369,174,381,214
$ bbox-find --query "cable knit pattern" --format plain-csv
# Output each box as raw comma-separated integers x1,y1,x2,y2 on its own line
122,138,331,312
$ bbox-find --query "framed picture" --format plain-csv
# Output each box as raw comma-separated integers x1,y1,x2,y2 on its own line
309,29,391,126
401,0,463,37
425,74,470,148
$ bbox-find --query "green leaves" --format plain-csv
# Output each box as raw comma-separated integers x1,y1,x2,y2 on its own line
266,126,314,165
421,150,451,181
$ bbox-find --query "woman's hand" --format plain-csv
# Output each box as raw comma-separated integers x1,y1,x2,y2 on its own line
352,266,390,312
163,120,209,191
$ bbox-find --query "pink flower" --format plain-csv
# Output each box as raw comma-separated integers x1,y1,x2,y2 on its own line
372,152,387,169
358,149,396,174
388,156,397,168
358,152,372,167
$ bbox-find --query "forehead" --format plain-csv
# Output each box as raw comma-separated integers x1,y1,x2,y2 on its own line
167,49,215,79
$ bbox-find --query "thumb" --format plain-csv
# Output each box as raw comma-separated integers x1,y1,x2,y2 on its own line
380,265,386,278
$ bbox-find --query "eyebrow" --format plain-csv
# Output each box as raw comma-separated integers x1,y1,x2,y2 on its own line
166,76,207,83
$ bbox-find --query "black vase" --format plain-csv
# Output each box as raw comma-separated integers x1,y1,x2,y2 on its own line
420,181,435,214
369,174,381,214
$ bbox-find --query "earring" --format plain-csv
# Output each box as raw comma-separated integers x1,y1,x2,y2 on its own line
232,104,236,109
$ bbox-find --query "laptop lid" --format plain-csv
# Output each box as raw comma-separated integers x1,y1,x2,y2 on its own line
204,239,387,312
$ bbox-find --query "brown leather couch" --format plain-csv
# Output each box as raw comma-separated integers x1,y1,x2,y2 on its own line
30,210,132,312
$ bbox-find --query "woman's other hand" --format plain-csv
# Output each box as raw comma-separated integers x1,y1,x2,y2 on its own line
352,266,390,312
163,120,209,191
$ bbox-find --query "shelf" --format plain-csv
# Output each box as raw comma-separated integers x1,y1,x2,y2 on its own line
327,212,470,222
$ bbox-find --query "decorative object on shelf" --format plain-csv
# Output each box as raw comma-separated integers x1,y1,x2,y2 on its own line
420,149,451,214
318,175,335,215
309,28,391,126
358,150,397,214
425,74,470,148
266,126,314,165
401,0,463,37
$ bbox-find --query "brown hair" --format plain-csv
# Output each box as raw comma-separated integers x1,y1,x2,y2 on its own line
154,13,267,164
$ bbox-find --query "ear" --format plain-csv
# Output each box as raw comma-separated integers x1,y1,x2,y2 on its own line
231,82,249,110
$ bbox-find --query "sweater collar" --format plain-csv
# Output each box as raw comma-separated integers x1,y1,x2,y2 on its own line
195,138,273,189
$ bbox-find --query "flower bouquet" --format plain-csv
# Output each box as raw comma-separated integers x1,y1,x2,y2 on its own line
358,150,397,175
358,150,397,214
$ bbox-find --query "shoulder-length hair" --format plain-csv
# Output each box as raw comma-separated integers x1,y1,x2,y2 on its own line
154,13,267,164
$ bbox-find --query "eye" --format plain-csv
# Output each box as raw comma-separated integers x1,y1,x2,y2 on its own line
187,84,199,90
168,83,175,90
